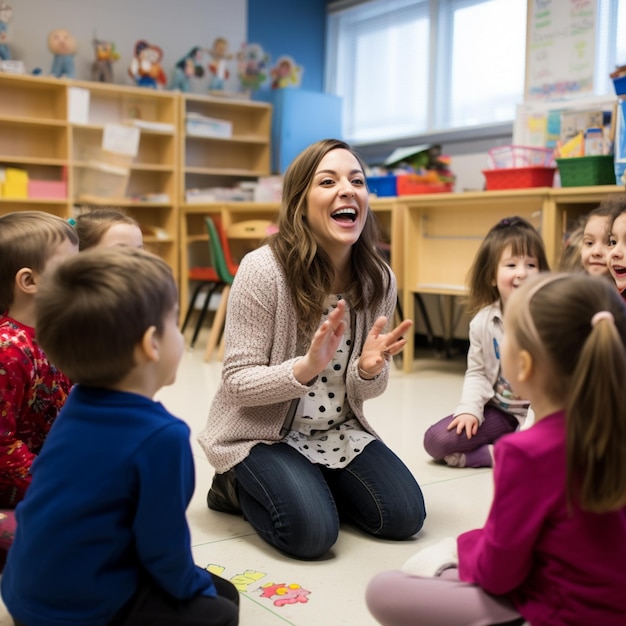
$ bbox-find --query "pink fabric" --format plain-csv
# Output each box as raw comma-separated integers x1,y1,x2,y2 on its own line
458,411,626,625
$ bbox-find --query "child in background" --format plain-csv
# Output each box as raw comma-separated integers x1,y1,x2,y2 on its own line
423,216,549,468
579,204,612,276
74,206,143,250
367,272,626,626
606,196,626,298
560,202,613,275
557,223,584,272
1,247,239,626
0,211,78,564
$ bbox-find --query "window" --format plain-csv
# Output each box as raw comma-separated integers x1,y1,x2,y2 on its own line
439,0,526,129
596,0,626,93
326,0,430,143
327,0,626,145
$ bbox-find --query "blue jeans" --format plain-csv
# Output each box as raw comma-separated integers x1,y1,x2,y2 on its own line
234,440,426,560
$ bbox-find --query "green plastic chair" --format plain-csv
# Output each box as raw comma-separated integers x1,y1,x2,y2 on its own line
204,216,236,284
203,216,234,361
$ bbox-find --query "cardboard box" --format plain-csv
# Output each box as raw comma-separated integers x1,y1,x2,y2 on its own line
186,113,233,139
560,110,605,143
28,179,67,199
2,168,29,198
75,162,129,201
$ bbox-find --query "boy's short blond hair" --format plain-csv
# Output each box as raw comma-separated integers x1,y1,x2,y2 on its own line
0,211,79,312
35,247,178,387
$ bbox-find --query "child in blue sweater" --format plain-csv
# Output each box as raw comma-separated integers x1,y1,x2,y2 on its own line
1,247,239,626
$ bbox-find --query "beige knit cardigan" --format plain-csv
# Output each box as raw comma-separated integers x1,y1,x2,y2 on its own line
197,244,398,473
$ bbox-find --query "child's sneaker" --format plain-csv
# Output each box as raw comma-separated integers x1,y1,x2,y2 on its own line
444,453,466,467
444,445,494,468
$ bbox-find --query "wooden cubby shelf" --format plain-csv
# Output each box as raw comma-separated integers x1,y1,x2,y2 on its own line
180,93,272,203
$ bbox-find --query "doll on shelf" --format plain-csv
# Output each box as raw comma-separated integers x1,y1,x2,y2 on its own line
48,28,77,78
128,40,167,89
170,46,204,92
91,38,119,83
207,37,232,91
0,2,13,61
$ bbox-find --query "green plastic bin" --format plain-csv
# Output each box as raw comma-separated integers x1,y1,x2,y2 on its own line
556,155,616,187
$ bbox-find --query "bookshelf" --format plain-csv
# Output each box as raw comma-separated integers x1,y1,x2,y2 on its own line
0,73,70,218
68,80,179,271
0,74,180,276
180,93,272,202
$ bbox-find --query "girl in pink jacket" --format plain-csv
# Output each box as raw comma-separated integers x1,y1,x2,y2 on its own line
367,272,626,626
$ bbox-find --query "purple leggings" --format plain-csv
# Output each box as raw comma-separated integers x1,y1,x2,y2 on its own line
366,568,524,626
423,405,519,467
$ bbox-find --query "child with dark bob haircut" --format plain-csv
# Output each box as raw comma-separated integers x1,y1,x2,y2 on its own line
1,247,239,626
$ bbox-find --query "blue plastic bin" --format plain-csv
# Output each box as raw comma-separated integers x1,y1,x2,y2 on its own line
367,175,397,197
613,75,626,96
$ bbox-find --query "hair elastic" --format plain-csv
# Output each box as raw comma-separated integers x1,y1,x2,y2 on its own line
591,311,615,327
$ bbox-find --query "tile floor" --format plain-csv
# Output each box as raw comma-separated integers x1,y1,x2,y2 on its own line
0,330,495,626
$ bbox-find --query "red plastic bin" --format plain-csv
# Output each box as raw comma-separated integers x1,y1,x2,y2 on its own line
396,175,454,195
482,166,556,191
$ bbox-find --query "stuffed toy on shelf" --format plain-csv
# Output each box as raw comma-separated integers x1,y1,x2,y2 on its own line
128,39,167,89
170,46,204,92
48,28,77,78
206,37,232,91
270,55,303,89
237,42,269,93
0,2,13,61
92,38,119,83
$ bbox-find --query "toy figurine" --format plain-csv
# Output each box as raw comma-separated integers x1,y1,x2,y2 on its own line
48,28,77,78
128,39,167,89
170,46,204,92
237,42,269,92
270,56,302,89
206,37,232,91
0,2,13,61
91,38,119,83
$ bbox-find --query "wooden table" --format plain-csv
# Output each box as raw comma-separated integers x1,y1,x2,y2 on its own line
399,185,626,372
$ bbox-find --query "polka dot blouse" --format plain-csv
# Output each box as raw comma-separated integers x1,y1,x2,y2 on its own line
283,295,375,469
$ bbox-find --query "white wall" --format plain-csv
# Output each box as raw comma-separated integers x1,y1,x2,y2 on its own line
4,0,246,92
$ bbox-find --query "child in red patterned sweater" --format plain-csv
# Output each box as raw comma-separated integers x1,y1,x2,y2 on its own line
0,211,79,565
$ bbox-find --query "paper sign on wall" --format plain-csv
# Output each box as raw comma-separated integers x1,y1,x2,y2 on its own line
525,0,596,101
67,87,90,124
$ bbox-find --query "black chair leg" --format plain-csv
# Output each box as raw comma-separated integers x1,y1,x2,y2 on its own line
414,293,436,350
181,281,210,333
190,284,220,349
393,294,439,367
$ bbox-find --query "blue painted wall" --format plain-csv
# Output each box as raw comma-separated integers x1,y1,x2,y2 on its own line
247,0,328,94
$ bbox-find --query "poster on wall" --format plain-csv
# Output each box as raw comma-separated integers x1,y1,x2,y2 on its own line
525,0,596,101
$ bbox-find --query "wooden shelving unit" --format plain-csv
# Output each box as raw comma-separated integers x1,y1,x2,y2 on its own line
68,80,179,272
180,94,272,200
0,74,70,218
0,75,275,290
